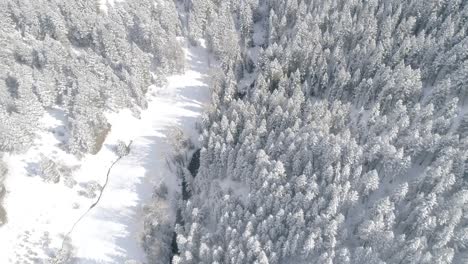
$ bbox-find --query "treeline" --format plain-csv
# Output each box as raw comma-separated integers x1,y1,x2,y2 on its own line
173,0,468,263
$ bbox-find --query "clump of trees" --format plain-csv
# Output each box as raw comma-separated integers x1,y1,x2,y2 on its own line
142,182,173,264
173,0,468,263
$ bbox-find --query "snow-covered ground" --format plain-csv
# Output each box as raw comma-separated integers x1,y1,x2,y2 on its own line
0,41,211,263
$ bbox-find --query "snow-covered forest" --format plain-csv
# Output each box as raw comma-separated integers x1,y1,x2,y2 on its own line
174,0,468,263
0,0,467,263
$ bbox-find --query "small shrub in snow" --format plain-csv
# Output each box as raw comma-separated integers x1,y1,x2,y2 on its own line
77,181,102,199
131,107,142,119
59,165,77,188
38,156,76,185
39,155,61,184
115,140,130,157
62,175,77,189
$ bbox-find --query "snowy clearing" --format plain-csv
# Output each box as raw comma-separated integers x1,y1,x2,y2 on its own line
0,41,211,264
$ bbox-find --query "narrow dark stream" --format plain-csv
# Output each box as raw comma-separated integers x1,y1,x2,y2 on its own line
187,149,200,177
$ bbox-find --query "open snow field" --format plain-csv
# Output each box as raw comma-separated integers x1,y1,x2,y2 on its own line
0,42,211,264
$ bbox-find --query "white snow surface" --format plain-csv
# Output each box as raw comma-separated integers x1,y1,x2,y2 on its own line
0,42,211,263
